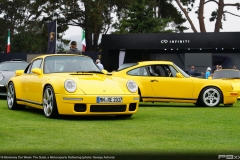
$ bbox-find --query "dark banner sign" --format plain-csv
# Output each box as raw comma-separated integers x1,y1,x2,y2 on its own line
102,32,240,50
47,21,56,54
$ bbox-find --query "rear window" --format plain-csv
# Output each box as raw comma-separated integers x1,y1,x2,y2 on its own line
213,70,240,79
117,63,138,71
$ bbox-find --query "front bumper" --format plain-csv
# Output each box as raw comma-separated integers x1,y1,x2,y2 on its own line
223,91,239,104
0,84,7,96
55,94,139,115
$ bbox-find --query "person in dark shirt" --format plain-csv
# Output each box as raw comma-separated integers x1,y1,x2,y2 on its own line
66,41,82,54
188,65,197,77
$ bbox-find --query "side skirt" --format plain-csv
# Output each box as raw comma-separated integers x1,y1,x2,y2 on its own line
17,99,43,109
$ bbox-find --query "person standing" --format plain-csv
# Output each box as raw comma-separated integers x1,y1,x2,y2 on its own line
218,65,222,70
205,67,211,79
188,65,197,77
96,59,104,70
213,65,219,72
66,41,82,54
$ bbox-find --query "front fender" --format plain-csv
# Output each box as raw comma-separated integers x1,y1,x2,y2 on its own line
8,77,24,99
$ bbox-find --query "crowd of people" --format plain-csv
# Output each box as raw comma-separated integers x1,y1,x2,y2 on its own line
188,64,238,79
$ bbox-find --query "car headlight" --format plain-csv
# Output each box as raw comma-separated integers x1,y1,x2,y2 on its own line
126,80,138,93
0,74,3,81
64,79,77,93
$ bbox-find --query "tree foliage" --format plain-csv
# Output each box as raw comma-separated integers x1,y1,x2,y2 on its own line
175,0,240,32
112,0,175,34
0,0,51,52
2,0,230,53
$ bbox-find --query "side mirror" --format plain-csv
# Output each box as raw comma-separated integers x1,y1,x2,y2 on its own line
102,69,108,75
176,73,184,78
31,68,43,75
15,70,24,76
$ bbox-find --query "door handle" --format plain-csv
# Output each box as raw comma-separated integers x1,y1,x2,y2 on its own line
151,80,158,82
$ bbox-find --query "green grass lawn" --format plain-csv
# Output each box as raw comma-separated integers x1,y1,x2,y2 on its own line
0,98,240,157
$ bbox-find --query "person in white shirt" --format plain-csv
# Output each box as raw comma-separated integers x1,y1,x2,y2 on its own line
96,59,104,70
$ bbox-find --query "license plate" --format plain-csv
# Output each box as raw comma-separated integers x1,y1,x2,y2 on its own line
97,97,123,103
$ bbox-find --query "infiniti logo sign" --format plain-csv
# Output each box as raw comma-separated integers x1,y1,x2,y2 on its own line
161,40,168,44
160,39,190,44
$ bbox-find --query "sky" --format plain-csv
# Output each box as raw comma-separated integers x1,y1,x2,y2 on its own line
62,0,240,40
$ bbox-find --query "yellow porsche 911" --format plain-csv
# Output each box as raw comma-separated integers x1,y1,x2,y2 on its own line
7,54,139,118
112,61,239,107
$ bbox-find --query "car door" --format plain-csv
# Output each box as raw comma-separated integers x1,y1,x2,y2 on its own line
149,64,194,100
15,63,32,100
126,66,155,97
24,59,43,103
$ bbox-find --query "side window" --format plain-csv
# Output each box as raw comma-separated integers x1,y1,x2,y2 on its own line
127,68,140,75
147,65,178,77
147,65,159,76
127,67,148,76
161,65,178,77
24,63,32,73
154,65,168,77
27,59,42,74
169,66,178,77
140,67,148,76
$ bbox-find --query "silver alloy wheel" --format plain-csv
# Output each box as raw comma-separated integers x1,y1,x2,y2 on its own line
202,88,220,107
43,88,54,117
7,84,14,109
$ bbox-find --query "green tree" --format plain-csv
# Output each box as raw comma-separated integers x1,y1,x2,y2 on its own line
0,0,70,53
175,0,240,32
0,0,50,52
154,0,188,32
112,0,188,34
44,0,131,51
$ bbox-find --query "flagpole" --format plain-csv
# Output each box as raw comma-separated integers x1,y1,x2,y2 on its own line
55,20,57,54
7,29,10,54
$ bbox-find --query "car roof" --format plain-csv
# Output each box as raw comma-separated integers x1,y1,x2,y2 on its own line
0,59,28,63
137,61,174,65
118,61,174,71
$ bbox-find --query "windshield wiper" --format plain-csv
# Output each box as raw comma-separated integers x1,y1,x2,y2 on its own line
76,71,103,74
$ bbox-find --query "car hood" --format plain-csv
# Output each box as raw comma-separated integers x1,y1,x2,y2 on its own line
59,73,126,94
0,70,15,77
0,71,15,85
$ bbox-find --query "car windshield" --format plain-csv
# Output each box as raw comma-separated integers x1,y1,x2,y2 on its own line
44,56,101,73
0,62,28,71
173,63,190,78
212,70,240,79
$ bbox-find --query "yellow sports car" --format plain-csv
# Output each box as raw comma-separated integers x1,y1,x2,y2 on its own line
7,54,139,118
208,69,240,99
112,61,240,107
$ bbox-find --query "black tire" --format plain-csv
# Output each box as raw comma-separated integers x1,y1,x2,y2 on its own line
194,102,202,107
43,85,59,118
199,87,222,107
7,82,25,110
